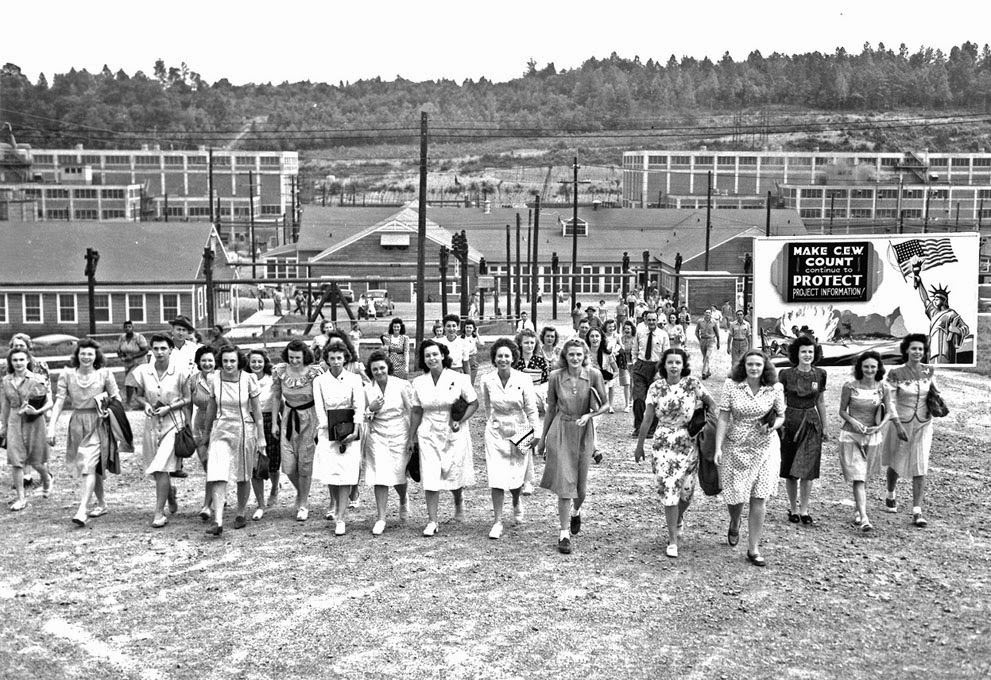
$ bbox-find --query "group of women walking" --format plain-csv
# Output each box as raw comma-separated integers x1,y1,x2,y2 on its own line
3,320,945,564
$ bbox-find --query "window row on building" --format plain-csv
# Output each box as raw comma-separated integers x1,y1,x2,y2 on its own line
0,292,194,325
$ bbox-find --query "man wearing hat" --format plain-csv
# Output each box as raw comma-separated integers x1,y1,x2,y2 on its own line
169,315,202,374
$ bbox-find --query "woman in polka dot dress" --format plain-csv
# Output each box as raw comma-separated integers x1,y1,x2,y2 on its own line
714,350,785,567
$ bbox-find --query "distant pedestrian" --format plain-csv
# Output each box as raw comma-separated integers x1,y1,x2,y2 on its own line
728,310,751,369
116,321,149,407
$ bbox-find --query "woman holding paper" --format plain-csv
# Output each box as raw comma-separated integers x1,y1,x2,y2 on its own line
407,339,478,537
480,338,540,540
312,340,366,536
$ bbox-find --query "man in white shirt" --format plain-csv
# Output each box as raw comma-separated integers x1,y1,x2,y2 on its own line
630,310,669,438
435,314,470,374
516,311,535,333
168,315,202,374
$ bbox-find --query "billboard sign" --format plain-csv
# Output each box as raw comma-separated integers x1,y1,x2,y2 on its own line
753,233,978,367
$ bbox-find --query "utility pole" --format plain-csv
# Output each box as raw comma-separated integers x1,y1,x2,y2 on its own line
570,157,579,310
439,245,449,319
530,195,540,325
249,170,256,278
164,194,169,223
208,148,214,225
415,111,428,346
84,248,99,337
505,224,512,319
551,252,559,320
765,190,772,237
203,247,216,328
515,213,522,321
705,170,712,270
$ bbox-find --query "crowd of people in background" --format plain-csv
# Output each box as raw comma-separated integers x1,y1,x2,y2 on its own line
1,285,945,566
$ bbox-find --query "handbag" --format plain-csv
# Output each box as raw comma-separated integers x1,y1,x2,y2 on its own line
325,409,357,451
615,349,628,370
696,413,721,496
926,384,949,418
874,401,887,426
406,441,421,482
450,396,469,422
600,367,615,382
510,428,535,452
21,395,48,422
165,410,196,459
686,403,707,438
760,407,778,429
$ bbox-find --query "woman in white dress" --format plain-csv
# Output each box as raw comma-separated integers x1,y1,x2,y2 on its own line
312,340,366,536
480,338,541,539
407,339,479,536
363,350,412,535
248,349,279,521
202,346,265,536
131,333,192,528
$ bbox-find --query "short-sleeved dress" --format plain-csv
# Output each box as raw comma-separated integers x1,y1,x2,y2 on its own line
539,367,607,499
666,324,686,350
206,371,261,483
189,370,214,467
838,381,886,482
253,372,281,478
480,369,540,491
57,368,120,476
386,334,410,379
718,379,785,505
410,369,477,492
645,376,711,506
131,363,190,475
882,365,935,477
362,376,412,486
778,366,827,480
271,363,323,478
312,369,366,486
1,372,50,468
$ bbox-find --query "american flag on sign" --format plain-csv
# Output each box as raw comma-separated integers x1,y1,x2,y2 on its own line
891,238,958,277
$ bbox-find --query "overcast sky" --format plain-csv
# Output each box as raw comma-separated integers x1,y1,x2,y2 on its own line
4,1,988,85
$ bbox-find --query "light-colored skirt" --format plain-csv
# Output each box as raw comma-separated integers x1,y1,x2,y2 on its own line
882,418,933,477
313,439,362,486
838,429,883,483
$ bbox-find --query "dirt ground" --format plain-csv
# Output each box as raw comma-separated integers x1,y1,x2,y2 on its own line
1,340,989,679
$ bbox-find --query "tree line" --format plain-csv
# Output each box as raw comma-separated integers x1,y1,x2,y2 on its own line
2,42,991,152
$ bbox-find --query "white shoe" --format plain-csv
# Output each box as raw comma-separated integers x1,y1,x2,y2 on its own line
296,507,309,522
666,544,678,558
423,521,439,537
625,405,632,413
399,504,409,522
372,519,386,536
324,510,336,521
252,508,264,521
334,521,346,536
521,482,534,496
9,499,27,512
512,505,524,523
488,522,503,539
608,407,615,414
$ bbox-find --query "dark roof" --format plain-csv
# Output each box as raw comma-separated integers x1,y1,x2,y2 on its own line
267,205,806,266
0,221,225,284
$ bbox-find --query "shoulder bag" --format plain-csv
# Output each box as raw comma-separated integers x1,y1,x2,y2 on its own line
926,384,949,418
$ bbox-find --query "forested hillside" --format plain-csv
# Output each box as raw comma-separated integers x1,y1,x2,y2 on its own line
3,42,991,152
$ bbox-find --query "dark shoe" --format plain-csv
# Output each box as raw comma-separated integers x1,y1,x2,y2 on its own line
558,537,572,554
746,551,767,567
800,514,814,525
206,524,223,536
233,515,247,530
787,512,800,523
570,514,581,535
169,470,188,479
885,498,897,513
727,528,740,546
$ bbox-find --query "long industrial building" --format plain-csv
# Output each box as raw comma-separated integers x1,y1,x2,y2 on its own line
622,148,991,225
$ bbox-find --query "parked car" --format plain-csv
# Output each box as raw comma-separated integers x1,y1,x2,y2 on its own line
367,289,394,317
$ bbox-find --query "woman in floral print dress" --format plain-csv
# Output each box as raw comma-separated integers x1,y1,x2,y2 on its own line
635,348,715,558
